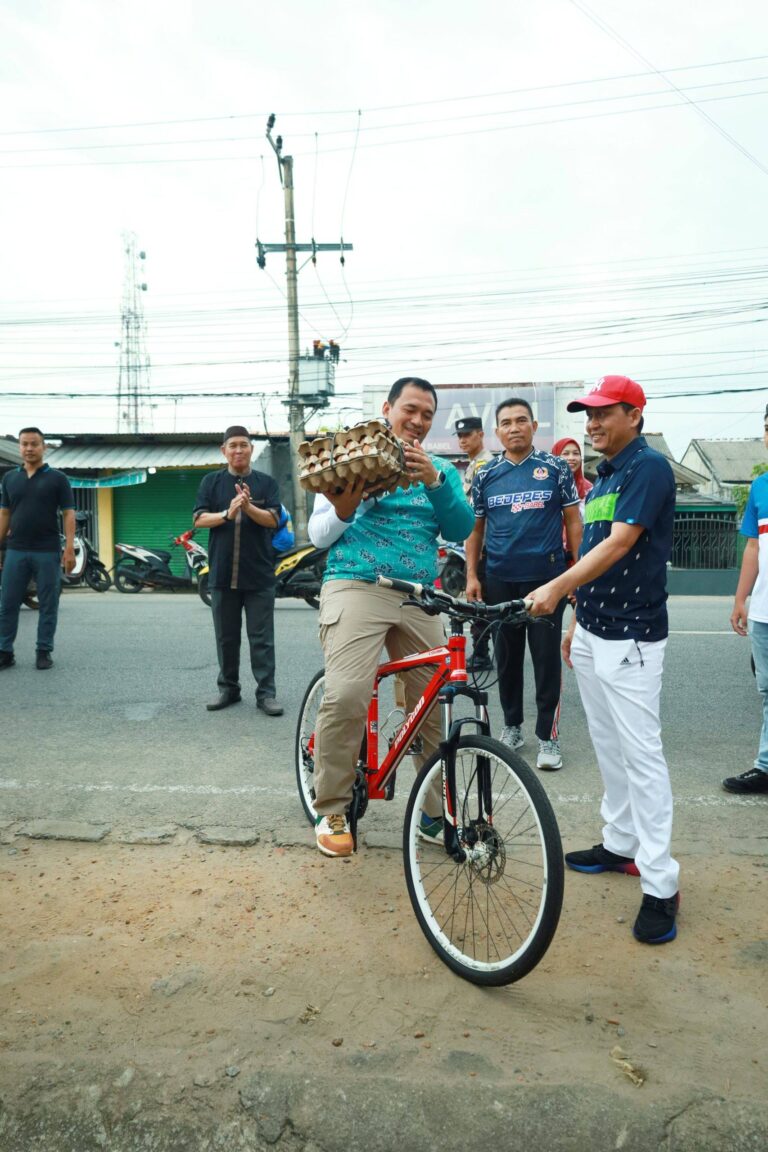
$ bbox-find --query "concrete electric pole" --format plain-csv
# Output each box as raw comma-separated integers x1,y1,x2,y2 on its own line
256,115,352,542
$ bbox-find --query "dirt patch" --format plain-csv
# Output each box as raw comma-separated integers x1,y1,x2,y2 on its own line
1,839,765,1106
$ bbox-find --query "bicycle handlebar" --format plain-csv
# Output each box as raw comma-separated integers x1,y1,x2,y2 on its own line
375,574,531,622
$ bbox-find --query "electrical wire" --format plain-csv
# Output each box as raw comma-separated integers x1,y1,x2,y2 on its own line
567,0,768,177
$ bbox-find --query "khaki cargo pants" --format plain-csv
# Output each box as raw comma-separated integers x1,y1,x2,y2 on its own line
314,579,446,818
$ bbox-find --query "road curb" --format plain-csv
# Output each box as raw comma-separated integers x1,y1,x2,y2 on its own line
1,1068,766,1151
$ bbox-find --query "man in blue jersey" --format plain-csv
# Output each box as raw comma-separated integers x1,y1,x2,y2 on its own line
308,377,475,857
526,376,679,946
723,408,768,794
466,398,581,771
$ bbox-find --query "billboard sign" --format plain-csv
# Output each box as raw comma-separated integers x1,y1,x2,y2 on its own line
422,383,558,455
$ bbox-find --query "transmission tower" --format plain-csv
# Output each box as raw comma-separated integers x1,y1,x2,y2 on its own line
116,232,152,432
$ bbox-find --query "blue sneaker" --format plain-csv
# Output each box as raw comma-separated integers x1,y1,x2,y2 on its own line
418,813,444,844
633,893,680,944
565,843,640,876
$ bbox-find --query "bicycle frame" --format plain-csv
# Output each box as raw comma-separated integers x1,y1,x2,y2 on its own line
363,622,490,808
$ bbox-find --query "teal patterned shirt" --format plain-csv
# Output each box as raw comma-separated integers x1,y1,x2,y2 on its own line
318,457,474,584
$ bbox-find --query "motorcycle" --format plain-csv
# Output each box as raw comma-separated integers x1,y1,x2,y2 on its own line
436,542,466,598
114,530,208,596
61,511,112,592
274,543,328,609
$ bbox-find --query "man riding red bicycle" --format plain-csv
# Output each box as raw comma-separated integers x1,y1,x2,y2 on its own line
307,376,475,857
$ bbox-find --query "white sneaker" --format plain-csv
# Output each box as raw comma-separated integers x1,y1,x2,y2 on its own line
315,814,354,857
537,738,563,771
500,725,524,750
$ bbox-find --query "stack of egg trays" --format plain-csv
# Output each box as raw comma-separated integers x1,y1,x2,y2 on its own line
298,420,411,496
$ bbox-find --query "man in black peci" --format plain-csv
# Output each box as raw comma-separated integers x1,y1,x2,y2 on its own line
193,425,284,716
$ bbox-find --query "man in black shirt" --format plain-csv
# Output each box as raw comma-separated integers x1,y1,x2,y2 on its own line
0,427,76,670
193,426,284,715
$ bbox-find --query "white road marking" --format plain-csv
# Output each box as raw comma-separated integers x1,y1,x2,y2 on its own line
0,779,764,806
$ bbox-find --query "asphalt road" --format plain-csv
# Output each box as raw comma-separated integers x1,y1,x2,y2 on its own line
1,588,763,852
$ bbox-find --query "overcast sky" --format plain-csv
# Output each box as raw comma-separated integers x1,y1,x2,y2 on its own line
1,0,767,457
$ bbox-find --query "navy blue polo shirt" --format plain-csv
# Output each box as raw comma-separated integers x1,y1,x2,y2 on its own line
472,450,579,581
0,464,75,552
576,436,675,641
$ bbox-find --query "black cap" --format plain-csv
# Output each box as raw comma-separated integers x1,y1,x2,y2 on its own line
222,425,251,443
455,416,483,434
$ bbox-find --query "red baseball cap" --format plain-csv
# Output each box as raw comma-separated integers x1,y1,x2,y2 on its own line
567,375,646,413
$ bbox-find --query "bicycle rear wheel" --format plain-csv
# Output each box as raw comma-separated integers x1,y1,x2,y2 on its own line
403,735,563,986
295,670,324,824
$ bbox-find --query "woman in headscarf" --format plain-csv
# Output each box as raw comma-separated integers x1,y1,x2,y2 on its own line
552,437,593,563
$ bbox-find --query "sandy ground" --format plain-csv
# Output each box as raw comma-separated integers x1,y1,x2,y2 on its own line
1,835,766,1112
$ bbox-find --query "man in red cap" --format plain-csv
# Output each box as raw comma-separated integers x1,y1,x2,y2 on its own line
526,376,680,946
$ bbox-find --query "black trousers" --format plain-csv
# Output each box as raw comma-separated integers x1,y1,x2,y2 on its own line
210,586,276,700
470,554,490,656
484,575,566,741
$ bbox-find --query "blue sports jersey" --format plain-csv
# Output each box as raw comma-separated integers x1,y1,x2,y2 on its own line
740,470,768,623
472,450,579,582
575,436,675,641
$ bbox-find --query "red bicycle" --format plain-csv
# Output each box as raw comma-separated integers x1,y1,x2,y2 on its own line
295,576,564,986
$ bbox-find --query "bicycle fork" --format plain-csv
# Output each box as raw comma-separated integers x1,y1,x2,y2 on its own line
438,687,491,862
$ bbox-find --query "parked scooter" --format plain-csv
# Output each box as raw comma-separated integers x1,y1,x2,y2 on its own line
274,542,328,609
61,511,112,591
114,530,208,596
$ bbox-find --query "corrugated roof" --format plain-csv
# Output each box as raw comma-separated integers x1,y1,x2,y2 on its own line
0,438,21,466
584,432,707,489
685,439,764,483
45,443,227,469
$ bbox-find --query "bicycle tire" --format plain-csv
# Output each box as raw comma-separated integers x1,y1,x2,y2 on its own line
403,735,564,986
295,670,325,825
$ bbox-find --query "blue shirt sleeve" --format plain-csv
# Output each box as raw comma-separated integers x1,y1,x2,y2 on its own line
557,459,579,507
614,454,674,529
471,468,487,519
427,459,475,541
741,482,759,537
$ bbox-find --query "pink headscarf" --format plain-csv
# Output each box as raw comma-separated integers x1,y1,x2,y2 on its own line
551,437,592,501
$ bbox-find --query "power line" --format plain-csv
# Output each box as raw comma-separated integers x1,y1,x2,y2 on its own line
2,54,766,138
568,0,768,177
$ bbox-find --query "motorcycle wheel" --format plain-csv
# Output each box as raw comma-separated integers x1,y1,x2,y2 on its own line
440,555,466,599
23,581,40,611
197,572,212,607
115,567,143,593
303,592,320,610
85,562,112,592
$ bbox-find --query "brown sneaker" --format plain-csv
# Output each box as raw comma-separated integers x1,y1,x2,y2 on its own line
315,814,354,857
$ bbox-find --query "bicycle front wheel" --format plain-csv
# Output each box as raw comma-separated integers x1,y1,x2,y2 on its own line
403,735,564,986
295,670,324,825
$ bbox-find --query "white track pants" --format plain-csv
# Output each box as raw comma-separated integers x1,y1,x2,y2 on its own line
571,623,679,899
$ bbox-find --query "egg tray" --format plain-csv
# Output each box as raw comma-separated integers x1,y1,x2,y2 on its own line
298,420,412,497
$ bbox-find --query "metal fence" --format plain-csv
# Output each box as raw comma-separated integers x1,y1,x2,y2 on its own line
671,515,738,570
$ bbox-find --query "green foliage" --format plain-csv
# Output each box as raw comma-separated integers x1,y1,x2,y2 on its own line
734,462,768,519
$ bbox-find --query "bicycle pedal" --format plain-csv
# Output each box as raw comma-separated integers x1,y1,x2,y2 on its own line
407,736,424,756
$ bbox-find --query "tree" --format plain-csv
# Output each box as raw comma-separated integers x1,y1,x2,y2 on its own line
734,462,768,519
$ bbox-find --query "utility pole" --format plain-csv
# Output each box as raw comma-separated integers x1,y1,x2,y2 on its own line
257,115,352,542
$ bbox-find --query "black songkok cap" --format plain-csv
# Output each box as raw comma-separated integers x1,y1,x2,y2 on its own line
222,425,251,443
